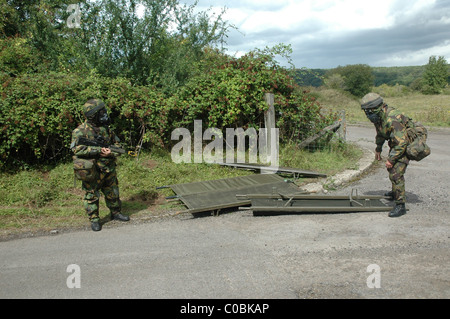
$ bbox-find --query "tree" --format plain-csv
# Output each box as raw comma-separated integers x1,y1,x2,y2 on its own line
326,64,374,97
324,73,346,90
69,0,232,91
422,56,449,95
0,0,233,91
0,0,68,73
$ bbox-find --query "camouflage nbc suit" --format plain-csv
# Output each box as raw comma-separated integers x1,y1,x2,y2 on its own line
71,100,123,222
374,106,412,204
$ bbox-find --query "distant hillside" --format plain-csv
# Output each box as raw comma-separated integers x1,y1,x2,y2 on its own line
372,66,425,86
295,65,426,87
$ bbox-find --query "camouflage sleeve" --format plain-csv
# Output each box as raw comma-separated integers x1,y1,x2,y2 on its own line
387,119,408,163
375,131,385,153
70,129,101,157
110,130,122,158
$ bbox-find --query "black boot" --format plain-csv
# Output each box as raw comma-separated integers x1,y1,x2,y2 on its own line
91,219,102,231
389,203,406,218
384,191,394,200
111,212,130,222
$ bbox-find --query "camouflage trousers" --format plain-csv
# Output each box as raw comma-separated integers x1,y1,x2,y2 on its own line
82,168,121,221
387,156,409,204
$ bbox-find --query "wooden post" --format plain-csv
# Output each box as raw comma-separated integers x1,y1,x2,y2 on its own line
263,93,277,169
264,93,275,133
338,110,346,141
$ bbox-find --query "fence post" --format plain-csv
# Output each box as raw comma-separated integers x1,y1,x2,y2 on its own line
263,93,277,168
338,110,346,141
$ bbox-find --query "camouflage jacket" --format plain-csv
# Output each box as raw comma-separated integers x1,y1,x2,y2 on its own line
375,106,414,163
71,121,122,171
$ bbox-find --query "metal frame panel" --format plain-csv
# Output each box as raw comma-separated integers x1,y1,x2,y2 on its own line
162,174,302,214
240,190,391,215
216,162,327,178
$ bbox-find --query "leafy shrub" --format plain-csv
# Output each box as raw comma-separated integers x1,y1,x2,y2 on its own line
326,64,374,98
167,48,335,144
0,72,83,168
0,71,168,169
0,37,43,75
324,74,346,90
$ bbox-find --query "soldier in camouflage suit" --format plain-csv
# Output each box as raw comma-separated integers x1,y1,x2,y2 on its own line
361,93,412,218
71,99,129,231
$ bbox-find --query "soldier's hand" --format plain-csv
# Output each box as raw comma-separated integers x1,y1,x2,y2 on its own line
375,151,382,161
100,148,112,157
385,160,393,169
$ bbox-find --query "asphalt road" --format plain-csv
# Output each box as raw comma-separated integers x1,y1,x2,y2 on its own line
1,124,449,299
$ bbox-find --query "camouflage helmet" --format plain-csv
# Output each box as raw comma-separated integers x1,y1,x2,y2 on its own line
83,99,106,119
361,93,383,110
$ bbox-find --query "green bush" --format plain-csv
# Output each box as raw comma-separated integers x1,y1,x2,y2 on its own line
0,72,83,168
0,71,168,169
168,49,335,142
326,64,374,98
0,37,43,75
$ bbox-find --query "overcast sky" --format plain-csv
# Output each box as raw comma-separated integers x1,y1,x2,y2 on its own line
180,0,450,69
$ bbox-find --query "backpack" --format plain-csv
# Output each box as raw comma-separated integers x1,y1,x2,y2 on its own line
406,122,431,161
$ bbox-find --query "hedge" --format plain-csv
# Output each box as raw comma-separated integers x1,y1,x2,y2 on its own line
0,71,167,169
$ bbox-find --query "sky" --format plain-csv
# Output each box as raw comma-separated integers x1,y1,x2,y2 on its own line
179,0,450,69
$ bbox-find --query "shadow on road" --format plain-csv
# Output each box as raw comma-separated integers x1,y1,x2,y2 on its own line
364,190,423,204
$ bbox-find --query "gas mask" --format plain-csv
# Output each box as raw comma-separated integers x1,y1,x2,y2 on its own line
361,93,384,124
97,108,111,126
364,108,382,124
